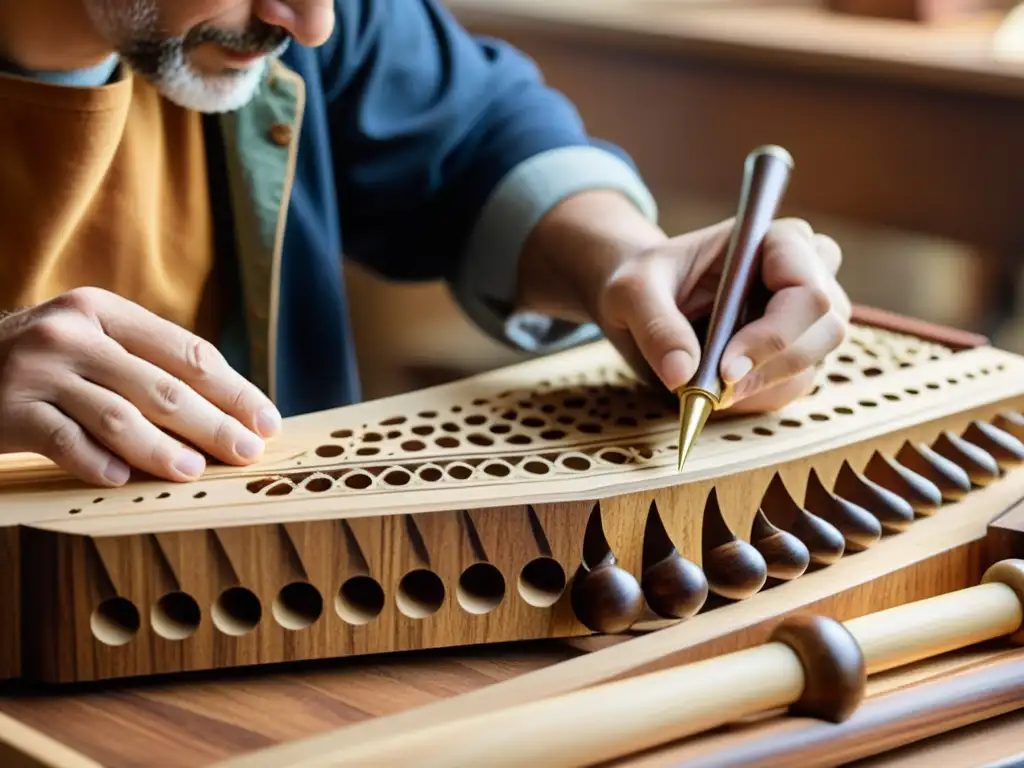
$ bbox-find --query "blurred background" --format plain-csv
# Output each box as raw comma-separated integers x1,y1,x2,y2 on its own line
348,0,1024,400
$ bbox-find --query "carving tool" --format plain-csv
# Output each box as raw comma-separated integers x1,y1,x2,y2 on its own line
676,144,794,471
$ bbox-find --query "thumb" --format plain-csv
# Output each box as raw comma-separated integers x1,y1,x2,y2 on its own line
601,269,702,392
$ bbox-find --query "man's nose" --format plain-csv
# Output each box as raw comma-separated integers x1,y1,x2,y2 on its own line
255,0,335,48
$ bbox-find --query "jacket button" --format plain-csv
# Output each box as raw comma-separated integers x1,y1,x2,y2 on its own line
269,123,292,146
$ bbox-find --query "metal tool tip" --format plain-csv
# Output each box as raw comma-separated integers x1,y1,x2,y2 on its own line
676,391,715,471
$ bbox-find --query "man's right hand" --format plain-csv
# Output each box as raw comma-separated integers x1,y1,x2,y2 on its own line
0,287,282,487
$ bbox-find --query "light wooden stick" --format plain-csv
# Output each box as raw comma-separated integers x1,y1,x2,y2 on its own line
216,559,1024,768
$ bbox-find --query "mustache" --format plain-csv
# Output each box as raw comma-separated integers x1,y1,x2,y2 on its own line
123,18,291,73
183,19,291,55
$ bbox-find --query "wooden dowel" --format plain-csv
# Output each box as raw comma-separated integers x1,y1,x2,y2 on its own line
224,560,1024,768
678,650,1024,768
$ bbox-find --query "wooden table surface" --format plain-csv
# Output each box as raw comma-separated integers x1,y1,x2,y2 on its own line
449,0,1024,335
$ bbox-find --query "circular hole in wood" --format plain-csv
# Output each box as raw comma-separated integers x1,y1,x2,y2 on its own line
380,416,406,426
540,429,567,440
522,417,545,428
601,449,629,464
436,436,459,449
506,434,532,445
838,355,855,364
266,482,294,496
925,382,940,390
523,460,550,475
905,387,920,395
753,426,774,436
315,444,344,458
447,464,473,480
397,569,445,619
883,393,901,401
386,430,401,439
441,422,460,432
336,576,385,625
273,582,323,630
412,425,434,436
780,419,801,428
809,413,830,421
834,406,854,415
356,446,380,456
213,586,262,636
152,591,201,641
467,433,494,446
556,415,576,425
69,508,81,515
381,469,411,487
827,373,851,384
465,414,487,426
947,377,959,385
344,472,373,490
418,466,443,482
562,455,592,471
193,491,207,499
457,563,506,614
362,432,382,442
304,476,332,492
401,440,426,452
859,400,878,408
563,397,587,408
418,411,437,418
489,423,511,434
91,597,140,646
518,557,566,607
157,492,170,499
577,423,602,434
722,434,743,441
482,461,511,477
331,429,353,438
541,404,557,414
862,367,883,377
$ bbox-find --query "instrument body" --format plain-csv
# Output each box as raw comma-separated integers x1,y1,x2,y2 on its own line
0,309,1022,687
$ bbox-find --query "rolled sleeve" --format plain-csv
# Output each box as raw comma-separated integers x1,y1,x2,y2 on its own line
451,145,659,353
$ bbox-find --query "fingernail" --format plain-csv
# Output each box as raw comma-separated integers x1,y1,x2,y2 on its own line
661,350,696,391
256,406,282,437
722,356,753,383
104,458,131,485
174,451,206,479
235,432,265,461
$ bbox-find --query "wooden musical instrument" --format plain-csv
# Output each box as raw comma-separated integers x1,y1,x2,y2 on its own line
0,305,1021,689
0,305,1022,766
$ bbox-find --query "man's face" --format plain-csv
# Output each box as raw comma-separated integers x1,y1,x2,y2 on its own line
82,1,332,113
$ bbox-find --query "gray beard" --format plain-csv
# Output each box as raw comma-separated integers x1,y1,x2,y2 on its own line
84,0,291,114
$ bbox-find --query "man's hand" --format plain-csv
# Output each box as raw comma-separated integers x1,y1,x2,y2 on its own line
518,191,851,413
0,287,282,486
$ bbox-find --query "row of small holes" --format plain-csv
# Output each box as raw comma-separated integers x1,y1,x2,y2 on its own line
720,363,1004,443
90,557,567,646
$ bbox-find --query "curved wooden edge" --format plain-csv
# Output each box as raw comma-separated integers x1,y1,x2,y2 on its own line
850,304,990,350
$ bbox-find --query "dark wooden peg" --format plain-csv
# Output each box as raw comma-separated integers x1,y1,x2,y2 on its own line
770,614,867,722
570,559,645,634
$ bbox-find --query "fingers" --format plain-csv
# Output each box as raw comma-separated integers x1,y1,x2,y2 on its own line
52,375,211,482
730,310,847,403
720,219,849,399
5,402,131,487
600,260,702,392
60,287,282,439
78,335,267,467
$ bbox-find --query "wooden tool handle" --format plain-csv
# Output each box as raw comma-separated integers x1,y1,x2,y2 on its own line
312,619,862,768
688,145,793,400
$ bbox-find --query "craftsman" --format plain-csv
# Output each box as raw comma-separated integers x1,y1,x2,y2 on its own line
0,0,851,487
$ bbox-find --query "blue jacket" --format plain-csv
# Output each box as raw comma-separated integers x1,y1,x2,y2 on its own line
209,0,658,417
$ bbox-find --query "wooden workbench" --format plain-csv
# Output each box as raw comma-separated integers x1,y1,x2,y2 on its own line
449,0,1023,336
